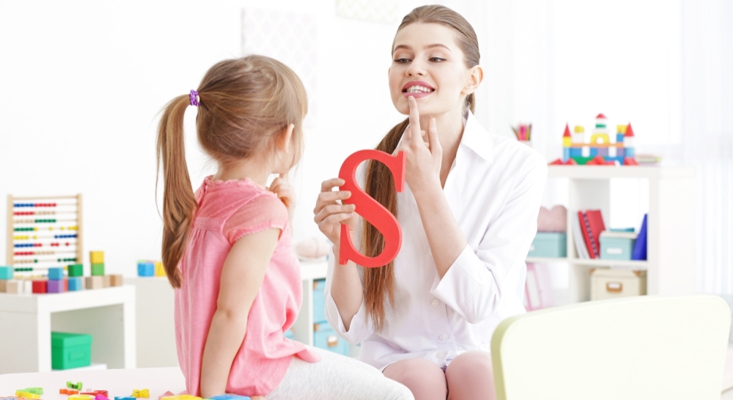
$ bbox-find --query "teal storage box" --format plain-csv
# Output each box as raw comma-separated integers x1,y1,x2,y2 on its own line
600,231,637,260
313,279,326,323
51,332,92,370
528,233,567,258
284,328,295,340
314,322,349,356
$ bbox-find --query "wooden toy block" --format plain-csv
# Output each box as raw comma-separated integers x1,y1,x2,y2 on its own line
102,275,111,287
81,390,108,397
70,395,94,400
49,267,64,280
66,381,83,390
91,263,105,276
60,388,80,395
115,397,136,400
6,280,21,294
48,279,66,293
68,264,84,277
132,389,149,398
90,251,104,264
68,277,83,291
155,261,166,277
16,391,41,399
0,280,6,293
0,266,12,280
85,276,103,290
158,392,175,400
32,279,47,294
109,274,124,287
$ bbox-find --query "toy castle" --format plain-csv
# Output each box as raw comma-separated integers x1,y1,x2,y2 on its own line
552,114,638,166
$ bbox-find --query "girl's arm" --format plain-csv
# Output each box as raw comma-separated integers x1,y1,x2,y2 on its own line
199,228,280,398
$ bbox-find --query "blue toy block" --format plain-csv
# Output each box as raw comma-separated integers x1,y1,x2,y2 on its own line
137,262,155,277
589,147,598,157
209,395,251,400
48,267,64,280
625,147,635,158
563,147,570,161
68,277,83,291
569,148,582,158
616,133,624,143
0,266,13,280
115,397,136,400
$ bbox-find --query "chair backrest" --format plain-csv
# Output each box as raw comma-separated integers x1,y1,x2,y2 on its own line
491,295,730,400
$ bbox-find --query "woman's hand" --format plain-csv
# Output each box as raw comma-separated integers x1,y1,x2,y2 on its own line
313,178,358,248
269,173,296,221
396,96,443,195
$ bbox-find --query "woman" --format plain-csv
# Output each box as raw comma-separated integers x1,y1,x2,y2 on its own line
313,5,547,399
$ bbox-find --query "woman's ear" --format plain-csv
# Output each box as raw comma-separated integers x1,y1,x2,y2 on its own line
462,65,484,95
277,124,295,151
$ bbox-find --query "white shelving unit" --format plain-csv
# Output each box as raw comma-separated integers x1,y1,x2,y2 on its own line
534,165,696,303
292,260,328,347
0,285,136,373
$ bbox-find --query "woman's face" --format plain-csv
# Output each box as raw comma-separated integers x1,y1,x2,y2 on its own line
389,22,471,117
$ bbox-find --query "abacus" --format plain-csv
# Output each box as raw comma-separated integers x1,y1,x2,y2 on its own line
6,194,83,271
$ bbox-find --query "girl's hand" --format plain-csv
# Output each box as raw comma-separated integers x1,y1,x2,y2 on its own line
269,173,296,221
313,178,358,247
396,96,443,195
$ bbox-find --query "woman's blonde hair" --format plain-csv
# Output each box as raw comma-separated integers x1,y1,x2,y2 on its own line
156,55,307,288
363,5,480,330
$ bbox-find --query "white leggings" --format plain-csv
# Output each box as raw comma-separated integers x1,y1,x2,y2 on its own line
266,347,414,400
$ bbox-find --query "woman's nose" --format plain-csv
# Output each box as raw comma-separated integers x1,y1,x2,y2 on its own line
406,59,426,76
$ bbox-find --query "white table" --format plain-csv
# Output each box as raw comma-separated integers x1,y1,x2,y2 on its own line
0,285,136,373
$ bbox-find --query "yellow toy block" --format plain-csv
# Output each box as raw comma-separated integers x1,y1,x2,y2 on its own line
161,396,202,400
90,251,105,264
562,137,572,146
591,133,610,144
132,389,150,398
573,125,585,133
155,262,166,277
16,391,41,399
69,395,94,400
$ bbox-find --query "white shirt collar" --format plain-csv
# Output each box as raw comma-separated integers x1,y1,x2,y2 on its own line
459,110,494,163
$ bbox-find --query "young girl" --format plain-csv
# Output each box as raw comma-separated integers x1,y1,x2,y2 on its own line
157,55,413,400
314,6,547,400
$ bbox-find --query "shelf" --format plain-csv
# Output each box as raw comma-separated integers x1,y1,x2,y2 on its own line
54,362,107,371
547,165,695,179
299,259,328,280
526,257,648,270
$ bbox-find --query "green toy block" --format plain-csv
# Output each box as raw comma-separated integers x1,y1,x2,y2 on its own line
52,332,92,370
0,266,13,280
68,264,84,277
91,263,105,276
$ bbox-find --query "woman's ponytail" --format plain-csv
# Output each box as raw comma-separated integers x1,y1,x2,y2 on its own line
156,95,197,288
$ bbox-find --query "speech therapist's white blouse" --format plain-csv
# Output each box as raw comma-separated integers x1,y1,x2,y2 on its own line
324,111,548,371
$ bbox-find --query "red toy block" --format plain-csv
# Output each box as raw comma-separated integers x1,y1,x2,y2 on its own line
32,280,47,294
338,150,405,268
624,157,639,166
549,158,564,165
565,158,578,165
82,391,108,397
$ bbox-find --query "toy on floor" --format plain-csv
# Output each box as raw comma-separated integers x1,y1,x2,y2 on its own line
131,389,149,398
550,114,638,166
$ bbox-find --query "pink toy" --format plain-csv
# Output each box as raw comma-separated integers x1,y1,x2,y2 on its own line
338,150,405,267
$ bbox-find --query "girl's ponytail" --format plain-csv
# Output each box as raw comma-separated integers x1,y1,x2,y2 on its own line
362,117,409,331
156,94,197,288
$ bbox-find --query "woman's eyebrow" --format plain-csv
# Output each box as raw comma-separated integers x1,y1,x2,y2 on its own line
393,44,453,52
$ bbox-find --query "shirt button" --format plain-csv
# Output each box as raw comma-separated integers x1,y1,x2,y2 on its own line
431,299,440,308
439,334,448,341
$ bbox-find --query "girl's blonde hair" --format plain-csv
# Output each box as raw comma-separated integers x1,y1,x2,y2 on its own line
363,5,480,330
156,55,307,288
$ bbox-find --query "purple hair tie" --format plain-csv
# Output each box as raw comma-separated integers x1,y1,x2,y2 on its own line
189,90,200,106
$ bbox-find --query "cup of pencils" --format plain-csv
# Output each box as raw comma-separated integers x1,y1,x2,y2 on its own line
512,124,532,147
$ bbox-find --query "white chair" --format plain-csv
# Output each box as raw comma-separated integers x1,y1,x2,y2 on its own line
491,295,730,400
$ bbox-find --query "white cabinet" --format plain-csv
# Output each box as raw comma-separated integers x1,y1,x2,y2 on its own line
0,285,136,373
528,166,696,303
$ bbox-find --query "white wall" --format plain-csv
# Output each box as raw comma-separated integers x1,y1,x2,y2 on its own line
0,0,476,274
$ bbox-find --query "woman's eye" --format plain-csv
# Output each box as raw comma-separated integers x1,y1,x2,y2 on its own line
394,58,411,63
430,57,446,62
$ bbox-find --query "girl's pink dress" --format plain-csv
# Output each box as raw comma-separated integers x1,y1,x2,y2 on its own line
174,176,318,396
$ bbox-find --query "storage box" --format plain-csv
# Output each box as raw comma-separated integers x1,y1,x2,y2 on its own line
314,322,349,356
600,231,637,260
313,279,326,323
590,269,646,301
528,233,567,258
51,332,92,370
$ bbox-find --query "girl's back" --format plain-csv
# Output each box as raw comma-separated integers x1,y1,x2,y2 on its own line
176,176,313,394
